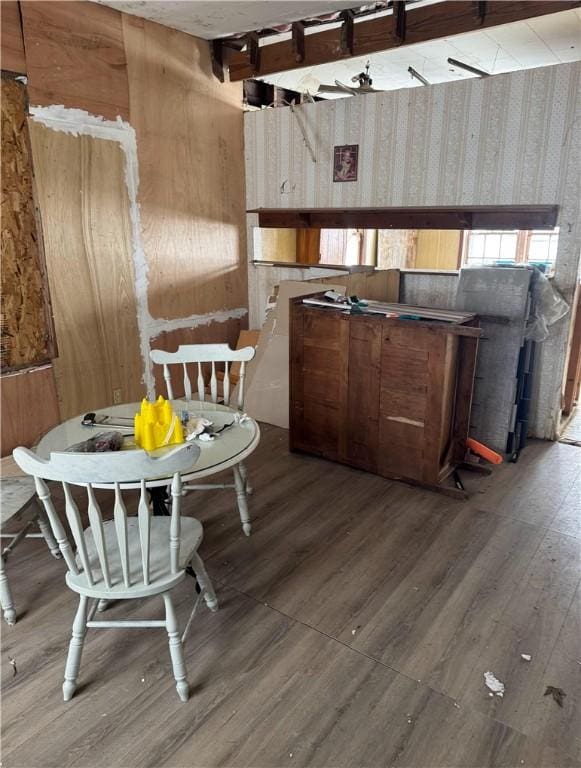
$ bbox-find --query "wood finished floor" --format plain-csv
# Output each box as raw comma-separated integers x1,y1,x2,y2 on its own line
2,425,580,768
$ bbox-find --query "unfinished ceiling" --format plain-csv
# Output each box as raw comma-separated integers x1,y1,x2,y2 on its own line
264,7,581,96
92,0,358,39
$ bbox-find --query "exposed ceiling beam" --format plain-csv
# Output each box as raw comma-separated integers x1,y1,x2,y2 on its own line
222,1,579,82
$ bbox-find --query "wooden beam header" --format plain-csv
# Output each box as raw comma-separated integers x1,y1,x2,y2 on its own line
249,206,560,231
225,1,579,82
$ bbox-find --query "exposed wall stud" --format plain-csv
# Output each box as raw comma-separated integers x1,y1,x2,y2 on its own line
393,1,406,44
340,10,355,55
247,32,260,75
292,22,305,63
210,41,225,82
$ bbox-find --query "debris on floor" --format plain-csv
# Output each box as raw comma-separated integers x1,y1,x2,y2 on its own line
544,686,566,708
521,654,532,662
483,670,505,697
9,657,17,677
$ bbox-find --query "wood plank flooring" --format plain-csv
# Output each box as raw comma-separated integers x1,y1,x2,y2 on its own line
2,426,580,767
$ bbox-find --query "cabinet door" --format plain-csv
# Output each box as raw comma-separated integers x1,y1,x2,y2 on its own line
378,326,455,484
346,316,381,472
378,326,431,482
290,307,349,461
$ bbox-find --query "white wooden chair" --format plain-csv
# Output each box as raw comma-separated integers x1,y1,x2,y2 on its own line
150,343,257,535
12,443,218,703
1,467,62,625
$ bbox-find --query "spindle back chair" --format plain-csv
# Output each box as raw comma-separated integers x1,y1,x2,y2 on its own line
150,343,256,411
150,343,257,535
12,443,218,702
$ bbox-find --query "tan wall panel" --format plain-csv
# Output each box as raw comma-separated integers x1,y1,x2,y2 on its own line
415,230,462,270
29,123,143,419
20,1,129,121
261,229,297,263
0,1,26,74
1,77,52,369
1,366,59,455
122,15,247,321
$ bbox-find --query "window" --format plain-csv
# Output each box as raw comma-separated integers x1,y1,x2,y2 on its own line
463,229,559,273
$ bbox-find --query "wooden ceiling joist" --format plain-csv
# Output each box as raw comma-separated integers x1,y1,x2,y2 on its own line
222,0,579,82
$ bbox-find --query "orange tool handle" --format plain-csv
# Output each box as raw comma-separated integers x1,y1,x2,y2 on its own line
466,438,504,465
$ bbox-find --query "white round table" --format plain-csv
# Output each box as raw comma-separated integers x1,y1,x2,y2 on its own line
36,399,261,489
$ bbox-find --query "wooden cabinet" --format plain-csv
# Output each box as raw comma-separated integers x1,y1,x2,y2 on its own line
290,295,481,492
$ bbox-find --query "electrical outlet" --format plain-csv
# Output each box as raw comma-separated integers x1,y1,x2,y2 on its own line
113,388,122,405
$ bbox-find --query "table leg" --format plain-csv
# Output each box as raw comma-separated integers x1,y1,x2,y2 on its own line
149,486,170,516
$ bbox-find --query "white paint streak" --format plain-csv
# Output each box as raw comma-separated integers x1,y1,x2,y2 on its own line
29,105,247,398
147,308,249,340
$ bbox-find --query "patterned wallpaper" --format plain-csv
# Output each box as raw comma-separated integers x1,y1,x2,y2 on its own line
245,62,578,216
244,62,581,438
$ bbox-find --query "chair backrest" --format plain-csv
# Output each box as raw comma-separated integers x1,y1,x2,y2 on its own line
12,443,200,591
150,343,256,410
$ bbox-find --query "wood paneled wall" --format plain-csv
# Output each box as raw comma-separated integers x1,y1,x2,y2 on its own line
122,15,247,321
19,1,130,121
29,124,144,419
1,366,59,455
0,1,25,74
1,1,247,429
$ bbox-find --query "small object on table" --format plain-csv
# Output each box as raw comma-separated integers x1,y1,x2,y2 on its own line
66,431,124,453
184,416,213,441
82,412,134,431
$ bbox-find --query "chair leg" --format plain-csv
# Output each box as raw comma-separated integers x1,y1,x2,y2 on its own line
232,465,251,537
189,552,219,612
63,595,89,701
162,593,189,702
239,461,253,495
36,506,62,560
0,553,16,626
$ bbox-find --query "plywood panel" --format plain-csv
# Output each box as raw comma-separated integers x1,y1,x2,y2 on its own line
0,366,59,455
20,1,129,120
122,15,247,321
28,122,143,419
0,1,26,74
0,76,52,370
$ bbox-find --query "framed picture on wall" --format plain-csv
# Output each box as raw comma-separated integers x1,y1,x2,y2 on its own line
333,144,358,182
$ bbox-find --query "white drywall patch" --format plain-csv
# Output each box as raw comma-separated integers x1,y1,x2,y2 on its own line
29,105,248,398
147,307,249,341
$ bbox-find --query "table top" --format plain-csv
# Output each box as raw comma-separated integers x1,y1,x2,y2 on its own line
35,400,261,488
